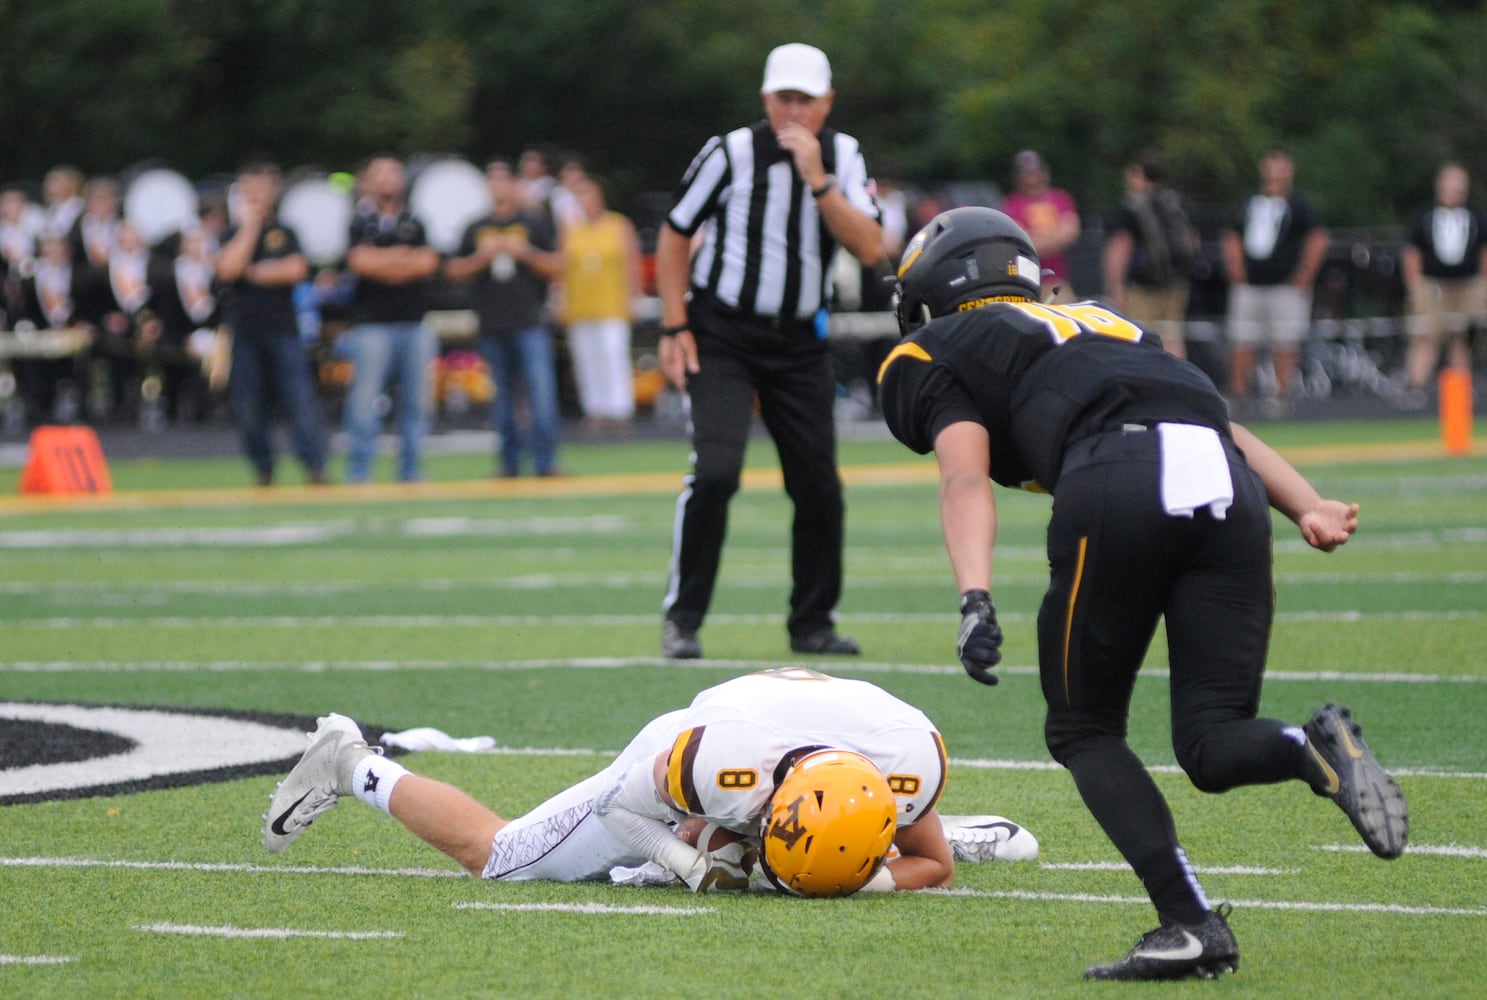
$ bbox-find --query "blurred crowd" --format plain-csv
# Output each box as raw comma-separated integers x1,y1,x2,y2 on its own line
2,143,1481,477
0,145,650,480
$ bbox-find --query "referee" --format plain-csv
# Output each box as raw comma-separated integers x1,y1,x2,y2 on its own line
655,43,884,659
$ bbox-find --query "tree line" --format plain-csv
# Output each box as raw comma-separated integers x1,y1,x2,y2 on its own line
2,0,1484,226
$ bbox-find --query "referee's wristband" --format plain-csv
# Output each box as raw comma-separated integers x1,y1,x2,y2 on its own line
659,323,690,336
811,178,835,199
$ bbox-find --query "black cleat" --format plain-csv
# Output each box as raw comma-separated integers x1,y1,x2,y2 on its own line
789,629,861,655
1303,702,1408,859
1084,904,1239,981
661,620,702,659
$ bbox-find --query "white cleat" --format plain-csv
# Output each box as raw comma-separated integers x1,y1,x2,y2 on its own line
261,713,377,854
939,814,1040,862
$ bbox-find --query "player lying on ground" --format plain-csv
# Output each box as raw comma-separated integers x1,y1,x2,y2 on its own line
262,668,1038,896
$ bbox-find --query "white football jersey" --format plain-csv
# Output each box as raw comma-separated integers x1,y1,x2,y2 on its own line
660,668,947,833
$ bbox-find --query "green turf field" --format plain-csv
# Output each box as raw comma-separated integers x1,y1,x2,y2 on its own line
1,419,1484,998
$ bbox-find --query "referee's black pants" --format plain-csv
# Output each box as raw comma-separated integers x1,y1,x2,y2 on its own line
663,305,844,640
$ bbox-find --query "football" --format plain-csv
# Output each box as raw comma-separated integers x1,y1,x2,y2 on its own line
675,817,760,876
675,816,744,851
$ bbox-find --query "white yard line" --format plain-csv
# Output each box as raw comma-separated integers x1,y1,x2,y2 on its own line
0,516,629,549
937,887,1487,918
1040,862,1300,875
139,923,403,940
3,855,1477,919
1318,843,1487,859
0,856,463,877
0,954,73,965
3,568,1482,597
4,608,1483,630
454,902,712,916
6,656,1485,689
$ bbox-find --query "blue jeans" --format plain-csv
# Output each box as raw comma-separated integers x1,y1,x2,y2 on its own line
477,327,560,475
341,321,434,483
229,333,326,480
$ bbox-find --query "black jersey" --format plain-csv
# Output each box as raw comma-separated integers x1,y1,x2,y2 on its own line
219,220,302,338
877,301,1229,492
347,208,432,324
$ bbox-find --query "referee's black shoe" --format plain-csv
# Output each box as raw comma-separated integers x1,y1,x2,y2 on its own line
661,620,702,660
789,629,861,656
1303,702,1408,859
1084,904,1239,981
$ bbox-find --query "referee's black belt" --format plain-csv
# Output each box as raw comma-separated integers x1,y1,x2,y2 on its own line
692,292,816,333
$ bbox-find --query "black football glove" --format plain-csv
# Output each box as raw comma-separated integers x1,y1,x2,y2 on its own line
957,589,1003,685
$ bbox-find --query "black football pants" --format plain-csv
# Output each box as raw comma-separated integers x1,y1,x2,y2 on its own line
662,307,844,639
1038,427,1313,924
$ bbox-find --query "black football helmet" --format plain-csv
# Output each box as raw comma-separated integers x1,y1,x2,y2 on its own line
893,207,1041,336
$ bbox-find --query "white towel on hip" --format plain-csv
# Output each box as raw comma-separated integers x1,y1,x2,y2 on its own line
1157,422,1233,520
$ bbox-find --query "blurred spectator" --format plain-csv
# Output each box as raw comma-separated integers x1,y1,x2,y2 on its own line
852,173,909,313
1400,161,1486,403
73,175,121,270
446,158,564,476
1002,150,1081,302
41,165,85,238
551,153,588,230
144,224,217,425
13,230,86,423
215,162,328,483
832,173,911,418
341,155,440,483
1222,147,1329,415
90,219,156,421
196,192,230,257
1,186,37,327
17,231,81,330
875,175,911,261
1102,150,1197,358
560,175,641,432
517,141,562,223
0,187,37,268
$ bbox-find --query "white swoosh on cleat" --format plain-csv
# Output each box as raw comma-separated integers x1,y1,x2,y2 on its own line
1133,931,1203,962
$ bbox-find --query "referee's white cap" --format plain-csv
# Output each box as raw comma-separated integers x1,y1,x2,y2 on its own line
761,43,832,97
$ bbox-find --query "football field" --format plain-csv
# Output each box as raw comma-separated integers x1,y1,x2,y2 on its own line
1,419,1484,998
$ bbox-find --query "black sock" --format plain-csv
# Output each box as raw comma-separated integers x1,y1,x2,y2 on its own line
1063,737,1211,925
1134,845,1210,925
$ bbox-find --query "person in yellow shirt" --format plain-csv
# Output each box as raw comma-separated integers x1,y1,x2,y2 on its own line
561,176,641,432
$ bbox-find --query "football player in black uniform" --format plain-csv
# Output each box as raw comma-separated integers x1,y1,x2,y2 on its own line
877,207,1408,981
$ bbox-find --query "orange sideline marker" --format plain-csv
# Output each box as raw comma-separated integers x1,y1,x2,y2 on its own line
18,425,113,495
1438,370,1472,456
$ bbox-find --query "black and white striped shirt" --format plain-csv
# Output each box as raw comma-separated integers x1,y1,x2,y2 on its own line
667,121,878,321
